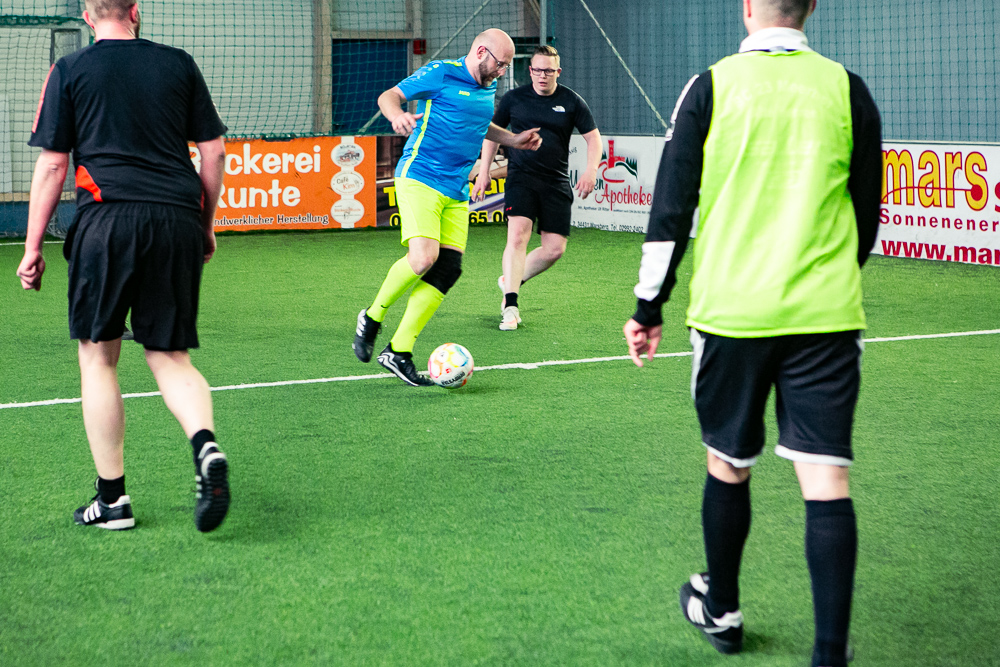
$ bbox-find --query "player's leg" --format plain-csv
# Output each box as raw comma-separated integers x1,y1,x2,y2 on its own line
775,331,862,667
66,204,136,530
523,231,567,282
355,178,443,362
132,203,229,532
377,186,466,386
521,186,572,283
498,180,541,325
144,349,213,437
501,215,532,299
74,338,135,530
680,330,776,654
498,216,531,329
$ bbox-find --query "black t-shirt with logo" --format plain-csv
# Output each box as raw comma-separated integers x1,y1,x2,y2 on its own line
492,84,597,189
29,39,227,211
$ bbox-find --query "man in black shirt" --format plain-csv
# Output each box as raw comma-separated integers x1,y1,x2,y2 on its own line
17,0,230,533
473,45,602,331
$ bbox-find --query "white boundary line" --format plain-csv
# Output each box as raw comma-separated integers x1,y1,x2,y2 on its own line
2,329,998,411
0,240,63,246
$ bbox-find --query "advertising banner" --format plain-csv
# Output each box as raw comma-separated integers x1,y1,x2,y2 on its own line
191,135,377,232
567,135,665,234
876,141,1000,266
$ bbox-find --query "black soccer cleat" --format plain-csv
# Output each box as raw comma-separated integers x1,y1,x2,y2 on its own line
376,344,434,386
74,491,135,530
353,309,382,363
680,573,744,655
194,442,230,533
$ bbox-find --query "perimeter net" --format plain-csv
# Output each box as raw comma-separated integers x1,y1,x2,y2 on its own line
2,0,997,236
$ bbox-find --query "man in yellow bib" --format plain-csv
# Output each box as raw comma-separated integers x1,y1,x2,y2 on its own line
623,1,881,665
353,29,541,385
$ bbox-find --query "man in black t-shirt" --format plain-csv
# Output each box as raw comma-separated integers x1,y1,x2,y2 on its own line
16,0,231,533
473,45,602,331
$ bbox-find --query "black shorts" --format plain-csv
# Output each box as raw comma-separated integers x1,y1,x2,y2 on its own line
690,329,863,468
503,178,573,237
65,202,205,351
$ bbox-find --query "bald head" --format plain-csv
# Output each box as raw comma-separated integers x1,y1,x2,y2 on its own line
746,0,816,30
467,28,515,86
470,29,515,61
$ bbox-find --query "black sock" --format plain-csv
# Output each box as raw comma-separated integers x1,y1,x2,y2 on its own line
388,343,411,358
702,472,752,616
806,498,856,667
504,292,519,308
97,475,126,504
191,429,217,463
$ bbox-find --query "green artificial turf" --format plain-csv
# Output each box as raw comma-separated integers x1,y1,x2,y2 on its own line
0,226,998,665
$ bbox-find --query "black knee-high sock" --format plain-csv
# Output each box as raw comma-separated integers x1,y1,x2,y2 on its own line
805,498,857,667
702,473,752,615
191,429,217,464
97,475,125,504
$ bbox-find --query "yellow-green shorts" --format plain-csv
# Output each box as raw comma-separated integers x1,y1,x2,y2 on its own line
394,177,469,251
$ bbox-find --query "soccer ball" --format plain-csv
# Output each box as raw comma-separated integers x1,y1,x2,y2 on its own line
428,343,474,388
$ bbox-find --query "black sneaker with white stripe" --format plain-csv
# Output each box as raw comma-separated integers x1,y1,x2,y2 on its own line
680,572,744,654
376,344,434,386
74,491,135,530
353,309,381,363
194,442,230,532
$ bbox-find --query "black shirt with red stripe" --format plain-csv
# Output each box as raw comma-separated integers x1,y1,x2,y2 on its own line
29,38,226,211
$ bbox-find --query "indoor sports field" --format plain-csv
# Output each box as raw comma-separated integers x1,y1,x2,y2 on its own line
1,226,998,666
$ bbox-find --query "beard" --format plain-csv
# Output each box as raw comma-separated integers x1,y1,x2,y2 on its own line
478,60,496,86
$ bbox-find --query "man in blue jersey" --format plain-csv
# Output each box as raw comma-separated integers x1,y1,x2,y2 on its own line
353,29,542,386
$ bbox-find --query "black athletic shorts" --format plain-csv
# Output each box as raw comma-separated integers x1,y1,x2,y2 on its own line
503,177,573,237
689,328,863,468
65,202,205,351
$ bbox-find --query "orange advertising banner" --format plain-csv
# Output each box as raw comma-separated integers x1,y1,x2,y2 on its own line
189,136,376,232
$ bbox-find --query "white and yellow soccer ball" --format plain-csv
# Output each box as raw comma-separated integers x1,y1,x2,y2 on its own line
427,343,474,389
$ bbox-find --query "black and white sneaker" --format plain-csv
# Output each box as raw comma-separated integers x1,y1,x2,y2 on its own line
680,573,744,654
74,492,135,530
194,442,230,533
376,344,434,386
353,309,381,363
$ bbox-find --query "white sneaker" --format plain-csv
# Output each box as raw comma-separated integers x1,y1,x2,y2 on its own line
500,305,521,330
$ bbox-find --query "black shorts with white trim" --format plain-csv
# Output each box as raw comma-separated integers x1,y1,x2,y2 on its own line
690,328,862,467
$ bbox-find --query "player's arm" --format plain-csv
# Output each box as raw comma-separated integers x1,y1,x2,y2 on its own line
846,71,883,267
575,128,603,199
378,86,423,136
486,123,541,151
16,149,69,291
626,73,712,366
196,137,225,263
472,139,501,201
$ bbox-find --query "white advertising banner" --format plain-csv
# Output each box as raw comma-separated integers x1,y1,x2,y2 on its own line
877,141,1000,266
568,135,665,234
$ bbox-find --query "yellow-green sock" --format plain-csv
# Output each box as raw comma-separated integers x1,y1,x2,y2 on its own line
390,280,445,353
368,256,421,323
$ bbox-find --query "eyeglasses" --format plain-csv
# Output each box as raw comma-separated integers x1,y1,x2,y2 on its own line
482,46,511,72
529,67,559,76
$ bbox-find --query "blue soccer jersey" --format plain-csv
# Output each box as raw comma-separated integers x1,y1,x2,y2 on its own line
394,58,497,201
